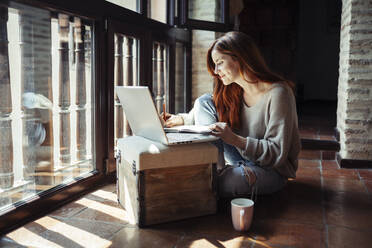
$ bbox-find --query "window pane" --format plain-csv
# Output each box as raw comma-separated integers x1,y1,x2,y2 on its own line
175,42,185,113
0,3,95,212
106,0,138,13
189,0,223,23
113,34,139,146
152,42,169,114
149,0,167,23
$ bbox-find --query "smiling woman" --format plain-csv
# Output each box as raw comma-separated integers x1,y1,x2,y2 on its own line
165,31,301,198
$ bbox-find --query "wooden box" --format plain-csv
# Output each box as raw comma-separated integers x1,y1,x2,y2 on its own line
116,136,218,227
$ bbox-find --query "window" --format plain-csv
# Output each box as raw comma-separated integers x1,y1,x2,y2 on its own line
1,2,95,213
189,0,223,23
149,0,167,23
105,0,138,12
0,0,229,235
113,34,140,144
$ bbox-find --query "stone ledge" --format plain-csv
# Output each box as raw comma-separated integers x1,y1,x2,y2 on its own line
337,152,372,168
301,138,340,151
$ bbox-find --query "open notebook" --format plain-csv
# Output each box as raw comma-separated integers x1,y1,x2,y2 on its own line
164,125,212,134
115,86,218,145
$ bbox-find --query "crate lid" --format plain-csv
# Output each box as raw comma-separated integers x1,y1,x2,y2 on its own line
117,136,218,171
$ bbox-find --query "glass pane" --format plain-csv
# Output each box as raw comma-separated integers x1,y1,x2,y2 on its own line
0,2,95,212
189,0,223,23
113,34,139,147
106,0,138,12
191,30,219,102
152,42,169,114
175,42,185,113
149,0,167,23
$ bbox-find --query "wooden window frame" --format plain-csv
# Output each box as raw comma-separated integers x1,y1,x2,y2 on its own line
0,0,192,235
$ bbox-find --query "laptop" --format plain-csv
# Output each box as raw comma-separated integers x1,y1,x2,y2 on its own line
115,86,219,145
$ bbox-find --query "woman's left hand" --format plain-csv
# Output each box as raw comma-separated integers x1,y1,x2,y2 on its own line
209,122,247,150
209,122,235,145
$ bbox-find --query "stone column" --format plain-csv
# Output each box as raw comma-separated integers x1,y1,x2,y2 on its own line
0,6,14,189
156,44,165,113
58,14,71,165
114,34,124,144
74,17,87,161
337,0,372,165
123,37,133,136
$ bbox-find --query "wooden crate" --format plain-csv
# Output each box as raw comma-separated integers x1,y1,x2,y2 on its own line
116,136,218,227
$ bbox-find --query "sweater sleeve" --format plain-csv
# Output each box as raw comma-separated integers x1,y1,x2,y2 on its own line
177,107,195,125
241,87,296,169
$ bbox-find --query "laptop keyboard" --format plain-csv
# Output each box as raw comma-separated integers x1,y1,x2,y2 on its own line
166,132,205,143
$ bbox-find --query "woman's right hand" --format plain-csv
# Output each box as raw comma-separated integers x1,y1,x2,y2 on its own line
163,114,184,127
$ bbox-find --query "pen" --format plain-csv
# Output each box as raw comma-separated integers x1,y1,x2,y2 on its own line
163,103,166,121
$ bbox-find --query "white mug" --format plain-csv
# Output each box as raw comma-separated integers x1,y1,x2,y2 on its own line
231,198,254,231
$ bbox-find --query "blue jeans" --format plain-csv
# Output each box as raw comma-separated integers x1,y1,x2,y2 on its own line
194,94,287,197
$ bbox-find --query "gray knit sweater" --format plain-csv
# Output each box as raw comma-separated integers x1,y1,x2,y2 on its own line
181,83,300,178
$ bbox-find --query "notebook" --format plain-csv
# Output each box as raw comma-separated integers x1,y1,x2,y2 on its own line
115,86,219,145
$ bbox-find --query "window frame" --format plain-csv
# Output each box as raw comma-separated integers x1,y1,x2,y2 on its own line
0,0,192,235
177,0,230,32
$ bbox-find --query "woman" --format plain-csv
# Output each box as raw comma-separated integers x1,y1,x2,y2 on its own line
165,31,300,197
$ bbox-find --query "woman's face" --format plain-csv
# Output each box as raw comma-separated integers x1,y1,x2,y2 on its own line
211,49,240,86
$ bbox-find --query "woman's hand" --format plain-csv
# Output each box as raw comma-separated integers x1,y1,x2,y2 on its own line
160,112,184,127
209,122,247,150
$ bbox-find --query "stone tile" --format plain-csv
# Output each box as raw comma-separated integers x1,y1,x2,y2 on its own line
298,150,321,160
322,151,336,160
250,220,326,248
358,169,372,181
328,226,372,248
73,198,129,225
324,192,372,229
322,168,359,180
7,216,61,241
100,183,117,193
109,227,181,248
364,180,372,195
298,159,320,168
296,166,321,179
177,234,256,248
255,182,323,225
6,226,63,248
321,160,339,170
39,217,122,248
323,178,367,194
0,237,28,247
85,188,118,203
152,212,235,237
49,201,87,218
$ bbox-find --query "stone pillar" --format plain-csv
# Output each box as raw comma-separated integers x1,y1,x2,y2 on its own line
156,44,165,113
123,37,133,136
19,6,53,175
58,14,71,165
337,0,372,166
114,34,124,144
74,17,87,161
0,6,14,189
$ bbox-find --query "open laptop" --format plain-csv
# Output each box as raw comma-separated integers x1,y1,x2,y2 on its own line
115,86,219,145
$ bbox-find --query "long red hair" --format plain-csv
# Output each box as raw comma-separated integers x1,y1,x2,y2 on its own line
206,31,294,130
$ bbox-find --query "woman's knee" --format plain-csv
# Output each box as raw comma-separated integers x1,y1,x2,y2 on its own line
194,93,217,125
194,93,214,110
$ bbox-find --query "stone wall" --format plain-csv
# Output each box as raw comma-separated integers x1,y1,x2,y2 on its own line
190,0,218,103
191,30,216,103
337,0,372,160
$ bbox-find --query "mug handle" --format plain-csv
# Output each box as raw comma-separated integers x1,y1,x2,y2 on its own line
239,209,244,231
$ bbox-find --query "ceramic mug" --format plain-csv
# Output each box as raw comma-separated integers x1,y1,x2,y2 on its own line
231,198,254,231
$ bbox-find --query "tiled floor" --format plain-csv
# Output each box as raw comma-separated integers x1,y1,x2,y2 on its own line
2,101,372,248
